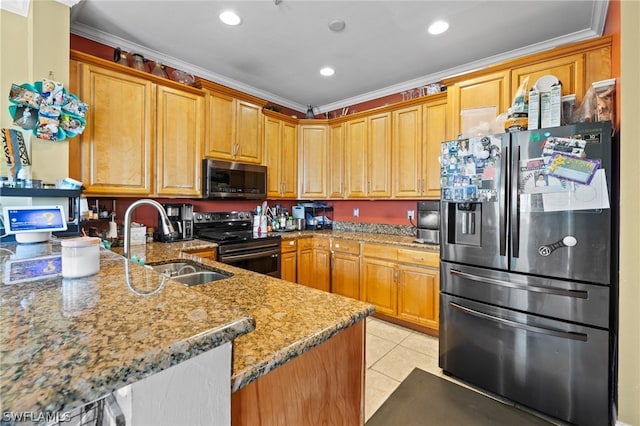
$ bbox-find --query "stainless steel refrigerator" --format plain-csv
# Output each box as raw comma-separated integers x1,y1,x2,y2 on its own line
439,122,616,426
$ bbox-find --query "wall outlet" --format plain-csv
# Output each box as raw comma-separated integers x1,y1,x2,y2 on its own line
353,208,359,217
407,210,415,220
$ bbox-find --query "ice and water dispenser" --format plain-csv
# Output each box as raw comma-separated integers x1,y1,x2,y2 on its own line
446,202,482,247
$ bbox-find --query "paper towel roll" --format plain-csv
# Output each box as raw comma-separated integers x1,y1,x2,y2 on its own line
107,221,118,238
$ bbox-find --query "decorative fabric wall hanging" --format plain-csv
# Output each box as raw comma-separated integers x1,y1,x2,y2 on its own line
7,79,88,142
1,128,30,181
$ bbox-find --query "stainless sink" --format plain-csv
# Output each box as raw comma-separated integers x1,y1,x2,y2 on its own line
147,259,232,286
169,271,231,286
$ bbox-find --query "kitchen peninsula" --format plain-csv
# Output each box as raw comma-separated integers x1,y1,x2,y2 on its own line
0,239,374,424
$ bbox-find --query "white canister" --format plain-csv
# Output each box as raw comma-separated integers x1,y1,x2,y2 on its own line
61,237,101,278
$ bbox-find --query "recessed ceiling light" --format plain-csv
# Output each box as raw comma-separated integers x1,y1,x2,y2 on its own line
320,67,335,77
428,20,449,35
220,10,241,26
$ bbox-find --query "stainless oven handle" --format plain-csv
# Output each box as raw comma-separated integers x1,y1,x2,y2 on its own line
450,269,588,299
220,249,280,263
450,302,588,342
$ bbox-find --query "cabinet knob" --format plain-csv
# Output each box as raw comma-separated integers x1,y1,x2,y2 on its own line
289,241,294,246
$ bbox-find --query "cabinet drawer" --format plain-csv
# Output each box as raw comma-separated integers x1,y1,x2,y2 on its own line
281,239,297,253
313,237,330,249
398,248,439,268
363,243,398,261
331,239,360,255
297,237,314,250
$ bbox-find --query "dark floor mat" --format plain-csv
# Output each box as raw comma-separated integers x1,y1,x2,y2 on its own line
366,368,553,426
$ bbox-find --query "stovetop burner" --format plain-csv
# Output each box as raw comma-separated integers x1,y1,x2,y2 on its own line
193,211,280,246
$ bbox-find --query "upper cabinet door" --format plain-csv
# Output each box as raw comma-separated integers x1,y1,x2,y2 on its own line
446,70,510,139
156,85,204,197
345,117,368,198
328,123,345,198
264,114,298,199
235,100,263,164
204,91,236,160
78,63,154,196
392,104,423,198
423,97,447,198
299,124,328,199
367,112,392,197
264,116,283,197
279,120,298,198
511,54,585,105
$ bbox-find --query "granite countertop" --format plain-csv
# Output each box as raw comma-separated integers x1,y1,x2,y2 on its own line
0,240,253,414
278,229,440,252
1,236,375,413
122,241,375,392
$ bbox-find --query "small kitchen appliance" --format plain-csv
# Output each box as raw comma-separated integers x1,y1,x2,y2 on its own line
415,201,440,244
156,203,193,242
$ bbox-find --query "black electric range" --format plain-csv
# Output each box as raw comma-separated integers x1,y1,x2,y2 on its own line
193,211,281,277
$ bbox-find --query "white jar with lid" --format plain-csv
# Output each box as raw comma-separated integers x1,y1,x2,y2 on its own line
61,237,101,278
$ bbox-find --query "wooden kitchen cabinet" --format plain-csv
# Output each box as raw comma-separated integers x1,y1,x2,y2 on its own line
361,242,440,333
510,43,612,107
423,97,448,197
155,85,204,197
71,52,204,197
392,96,447,199
396,248,439,331
361,243,398,317
280,239,297,283
328,122,346,198
298,122,328,199
264,113,297,198
297,237,330,292
198,81,265,164
445,69,511,140
443,36,612,139
74,60,154,196
184,247,217,261
330,239,361,300
345,112,392,198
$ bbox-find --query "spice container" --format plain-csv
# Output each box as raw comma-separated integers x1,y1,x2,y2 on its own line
61,237,101,278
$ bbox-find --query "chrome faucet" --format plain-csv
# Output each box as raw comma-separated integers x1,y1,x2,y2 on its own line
123,199,175,259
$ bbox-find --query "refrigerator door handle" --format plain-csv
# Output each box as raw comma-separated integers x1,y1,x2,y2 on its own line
499,145,508,256
450,268,589,299
449,302,588,341
511,144,521,258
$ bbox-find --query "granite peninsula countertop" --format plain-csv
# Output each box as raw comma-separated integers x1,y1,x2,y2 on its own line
0,239,253,414
114,240,375,393
1,235,376,413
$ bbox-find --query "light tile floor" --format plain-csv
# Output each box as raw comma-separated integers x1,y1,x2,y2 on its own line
365,317,442,421
364,317,564,425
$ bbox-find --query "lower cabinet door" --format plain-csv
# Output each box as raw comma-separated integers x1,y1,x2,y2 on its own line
361,258,397,316
397,264,439,329
331,253,360,299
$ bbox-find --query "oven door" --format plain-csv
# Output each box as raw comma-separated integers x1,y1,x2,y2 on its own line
218,242,281,278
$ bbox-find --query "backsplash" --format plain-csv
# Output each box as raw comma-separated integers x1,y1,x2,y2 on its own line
333,221,415,237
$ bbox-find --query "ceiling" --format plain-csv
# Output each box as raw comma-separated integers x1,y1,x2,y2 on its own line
69,0,609,114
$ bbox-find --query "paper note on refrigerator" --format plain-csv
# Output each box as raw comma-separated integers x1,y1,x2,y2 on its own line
541,169,610,212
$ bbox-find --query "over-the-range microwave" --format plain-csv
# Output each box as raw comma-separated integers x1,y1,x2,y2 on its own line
202,159,267,200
